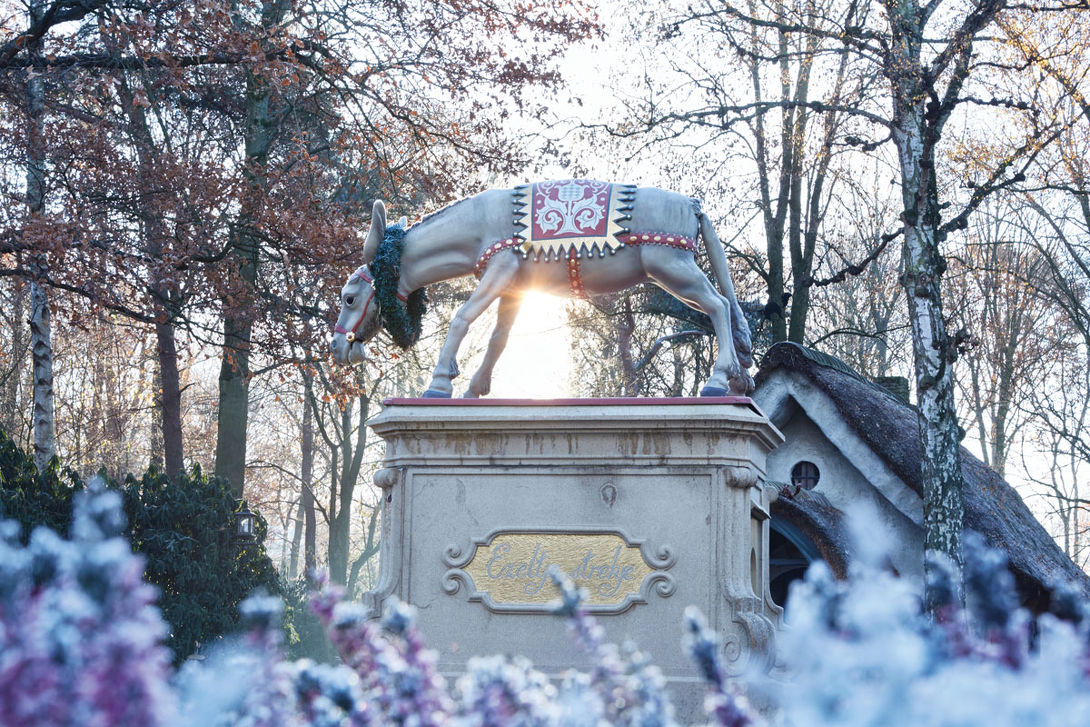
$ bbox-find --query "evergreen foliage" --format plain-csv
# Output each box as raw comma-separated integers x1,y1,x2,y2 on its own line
0,430,80,539
0,430,279,663
122,464,281,662
372,224,428,349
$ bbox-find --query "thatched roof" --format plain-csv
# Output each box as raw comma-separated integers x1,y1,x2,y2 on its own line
755,342,1090,610
771,490,850,579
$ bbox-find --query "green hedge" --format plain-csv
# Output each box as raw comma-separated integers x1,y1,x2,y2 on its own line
0,430,280,663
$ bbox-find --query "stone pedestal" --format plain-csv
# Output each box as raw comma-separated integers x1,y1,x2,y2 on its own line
365,398,783,723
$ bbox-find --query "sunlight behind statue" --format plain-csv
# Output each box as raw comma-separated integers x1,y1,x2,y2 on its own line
330,180,753,397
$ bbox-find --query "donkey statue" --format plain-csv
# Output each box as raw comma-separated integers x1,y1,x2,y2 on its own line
330,180,753,397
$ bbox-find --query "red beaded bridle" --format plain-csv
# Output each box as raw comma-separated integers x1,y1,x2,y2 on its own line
334,266,376,343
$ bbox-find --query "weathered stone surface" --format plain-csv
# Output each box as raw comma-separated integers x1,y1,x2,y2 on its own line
364,398,783,722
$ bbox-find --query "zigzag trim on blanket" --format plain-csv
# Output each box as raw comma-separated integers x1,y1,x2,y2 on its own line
512,181,637,260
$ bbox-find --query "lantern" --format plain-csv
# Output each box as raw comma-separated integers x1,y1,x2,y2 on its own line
235,500,256,543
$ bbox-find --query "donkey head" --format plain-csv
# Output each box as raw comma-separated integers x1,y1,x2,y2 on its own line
330,200,391,364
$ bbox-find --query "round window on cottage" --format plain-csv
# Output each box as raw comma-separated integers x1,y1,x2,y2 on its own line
791,461,820,490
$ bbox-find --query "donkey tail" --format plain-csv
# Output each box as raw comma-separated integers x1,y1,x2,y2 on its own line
697,208,754,369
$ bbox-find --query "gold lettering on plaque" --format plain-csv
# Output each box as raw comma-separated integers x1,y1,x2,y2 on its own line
462,532,656,607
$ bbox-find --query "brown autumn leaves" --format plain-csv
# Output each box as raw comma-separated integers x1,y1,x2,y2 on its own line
0,0,600,476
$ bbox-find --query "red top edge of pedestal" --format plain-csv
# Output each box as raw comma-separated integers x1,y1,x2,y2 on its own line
382,396,753,407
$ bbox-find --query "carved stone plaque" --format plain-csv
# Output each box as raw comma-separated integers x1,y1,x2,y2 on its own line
443,529,675,613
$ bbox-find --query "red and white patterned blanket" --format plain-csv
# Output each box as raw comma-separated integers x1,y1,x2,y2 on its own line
514,180,635,259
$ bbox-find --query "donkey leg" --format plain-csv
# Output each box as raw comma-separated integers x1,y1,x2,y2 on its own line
648,260,744,396
423,253,520,398
465,294,522,398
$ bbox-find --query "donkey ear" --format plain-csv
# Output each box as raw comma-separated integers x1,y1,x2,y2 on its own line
398,216,408,228
362,200,387,263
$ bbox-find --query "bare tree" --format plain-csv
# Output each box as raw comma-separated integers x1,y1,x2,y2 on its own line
1021,355,1090,569
999,14,1090,567
305,364,384,585
947,201,1060,477
604,0,894,345
809,170,909,376
646,0,1088,585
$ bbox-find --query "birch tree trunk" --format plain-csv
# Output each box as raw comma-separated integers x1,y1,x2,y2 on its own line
29,280,54,471
26,0,54,472
885,0,968,573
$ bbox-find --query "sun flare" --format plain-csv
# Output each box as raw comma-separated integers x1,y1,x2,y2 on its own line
466,291,573,399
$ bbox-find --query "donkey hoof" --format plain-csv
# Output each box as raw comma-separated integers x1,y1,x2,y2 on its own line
422,389,452,399
700,386,728,397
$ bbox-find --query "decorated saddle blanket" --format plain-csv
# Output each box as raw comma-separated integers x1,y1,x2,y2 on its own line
514,180,636,259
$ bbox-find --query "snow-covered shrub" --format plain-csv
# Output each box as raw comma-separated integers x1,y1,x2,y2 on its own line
308,575,453,725
3,483,1088,727
771,531,1090,727
683,608,752,727
548,567,680,727
0,478,175,726
297,568,752,727
0,431,281,664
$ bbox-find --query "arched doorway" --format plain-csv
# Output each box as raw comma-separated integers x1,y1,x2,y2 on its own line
769,519,820,609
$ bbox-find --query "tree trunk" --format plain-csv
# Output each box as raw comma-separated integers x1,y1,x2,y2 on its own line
29,280,54,471
347,507,380,597
618,297,637,396
26,3,53,471
989,320,1020,477
785,46,810,344
112,65,187,480
301,374,316,574
2,281,27,437
328,393,368,584
149,357,164,471
880,0,977,602
750,14,839,346
214,316,253,496
155,320,185,478
747,32,789,343
903,219,964,567
893,103,966,579
288,498,303,579
303,477,317,575
789,69,840,344
328,404,352,584
214,1,282,496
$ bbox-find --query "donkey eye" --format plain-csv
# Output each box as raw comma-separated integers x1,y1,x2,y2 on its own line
345,295,355,305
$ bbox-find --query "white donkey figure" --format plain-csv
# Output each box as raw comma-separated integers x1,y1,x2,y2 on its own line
330,181,753,397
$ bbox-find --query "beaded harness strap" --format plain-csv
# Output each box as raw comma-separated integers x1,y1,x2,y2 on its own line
619,232,697,252
567,249,588,299
474,232,697,300
473,237,523,278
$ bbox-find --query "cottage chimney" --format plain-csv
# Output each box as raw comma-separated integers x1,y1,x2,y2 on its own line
874,376,911,405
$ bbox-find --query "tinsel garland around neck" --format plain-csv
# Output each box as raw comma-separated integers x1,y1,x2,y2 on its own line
371,224,428,349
